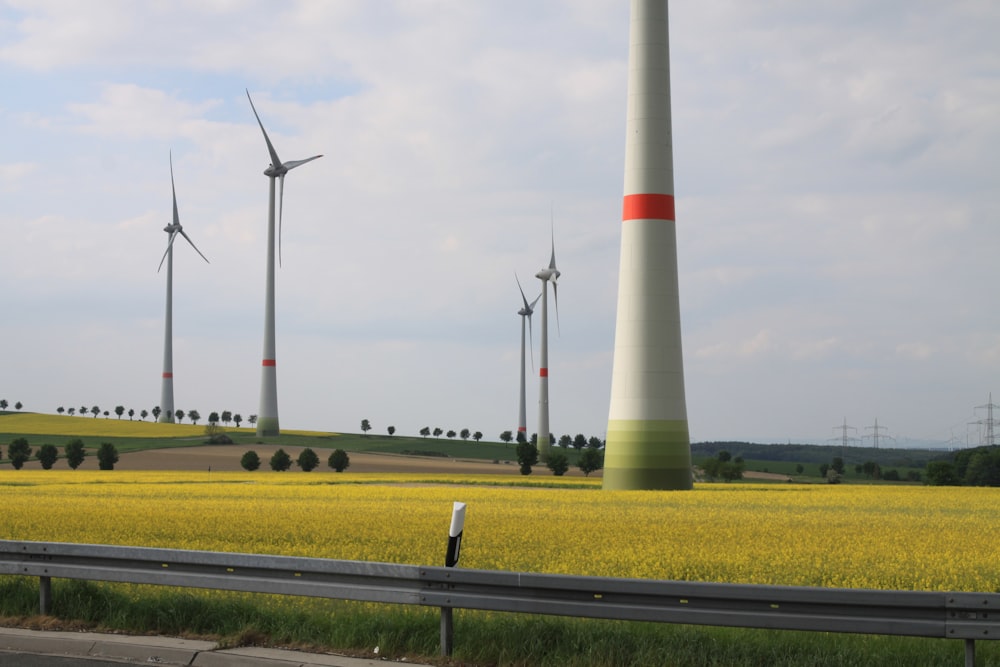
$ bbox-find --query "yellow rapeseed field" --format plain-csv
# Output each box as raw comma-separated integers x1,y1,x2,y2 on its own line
0,413,335,438
1,471,998,593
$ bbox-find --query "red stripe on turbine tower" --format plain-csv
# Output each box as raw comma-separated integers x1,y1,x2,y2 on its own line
539,368,549,378
622,193,675,222
262,359,276,367
162,372,173,379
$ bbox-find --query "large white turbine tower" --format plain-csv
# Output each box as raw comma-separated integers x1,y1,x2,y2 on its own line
516,275,540,442
246,90,322,437
535,227,561,461
157,152,209,423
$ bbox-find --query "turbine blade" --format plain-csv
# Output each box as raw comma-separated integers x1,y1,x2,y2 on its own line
553,282,561,336
528,311,536,371
283,155,322,171
158,231,178,272
169,151,180,227
246,89,283,170
516,273,530,310
530,292,541,310
278,173,285,267
179,229,209,264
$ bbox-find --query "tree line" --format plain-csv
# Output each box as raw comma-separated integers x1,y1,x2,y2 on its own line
5,438,119,470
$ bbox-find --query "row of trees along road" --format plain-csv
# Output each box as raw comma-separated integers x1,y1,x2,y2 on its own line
240,448,350,473
54,405,257,426
5,438,119,470
0,400,22,411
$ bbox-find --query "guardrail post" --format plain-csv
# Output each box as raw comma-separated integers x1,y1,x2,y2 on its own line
440,502,466,657
965,638,975,667
39,576,52,615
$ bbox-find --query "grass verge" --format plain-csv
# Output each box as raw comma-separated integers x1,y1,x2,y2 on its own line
0,578,994,666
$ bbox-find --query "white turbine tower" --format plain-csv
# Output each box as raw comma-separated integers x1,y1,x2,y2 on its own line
157,152,209,423
516,275,541,442
246,90,322,437
535,226,561,461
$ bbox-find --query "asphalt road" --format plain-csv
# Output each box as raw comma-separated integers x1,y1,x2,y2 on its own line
0,653,125,667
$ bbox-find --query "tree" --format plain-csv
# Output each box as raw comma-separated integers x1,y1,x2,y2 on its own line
248,415,257,426
90,405,100,418
7,437,32,469
818,463,830,478
241,450,261,471
702,451,744,482
188,410,201,425
796,464,805,474
446,430,456,439
0,399,6,410
68,408,76,416
460,428,470,440
546,449,569,476
57,406,65,415
420,427,431,438
140,409,148,421
925,461,961,486
233,414,243,428
516,441,538,475
175,409,185,423
361,419,371,436
37,444,59,470
152,406,161,421
862,461,881,480
578,447,604,476
221,410,232,426
97,442,119,470
573,434,587,450
558,434,572,448
297,448,320,472
103,410,109,418
499,431,513,446
831,457,845,475
14,401,22,410
127,408,135,421
328,449,350,472
114,405,125,420
433,427,443,438
80,405,88,416
269,448,292,471
209,412,220,425
387,425,396,436
65,439,86,469
588,436,603,449
473,431,483,443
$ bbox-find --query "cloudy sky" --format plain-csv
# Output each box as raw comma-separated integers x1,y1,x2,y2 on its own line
2,1,998,448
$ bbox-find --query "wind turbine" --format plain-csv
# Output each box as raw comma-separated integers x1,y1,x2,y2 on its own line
516,274,541,442
157,152,209,423
535,222,561,461
246,90,322,437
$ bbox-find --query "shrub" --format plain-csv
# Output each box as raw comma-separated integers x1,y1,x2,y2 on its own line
97,443,119,470
240,451,261,472
546,450,569,476
328,449,350,472
65,439,86,469
270,448,291,472
297,448,320,472
516,441,538,475
37,444,59,470
7,438,32,470
578,447,604,477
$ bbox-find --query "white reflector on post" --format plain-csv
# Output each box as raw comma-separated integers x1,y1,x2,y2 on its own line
445,502,466,567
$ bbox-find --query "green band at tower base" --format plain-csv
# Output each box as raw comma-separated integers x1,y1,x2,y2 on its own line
602,419,693,490
256,417,280,438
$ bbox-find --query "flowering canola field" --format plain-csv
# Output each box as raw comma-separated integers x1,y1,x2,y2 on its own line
1,471,998,593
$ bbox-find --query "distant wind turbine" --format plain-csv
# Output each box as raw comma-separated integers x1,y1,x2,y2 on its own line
246,90,322,437
535,221,561,461
157,152,209,423
516,274,541,442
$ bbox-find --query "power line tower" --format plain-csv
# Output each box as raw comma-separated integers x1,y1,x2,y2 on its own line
829,417,859,460
971,392,999,446
864,418,891,449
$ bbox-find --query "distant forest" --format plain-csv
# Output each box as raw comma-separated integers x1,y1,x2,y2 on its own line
691,441,947,469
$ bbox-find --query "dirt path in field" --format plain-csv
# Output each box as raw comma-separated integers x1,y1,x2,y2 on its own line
116,445,601,477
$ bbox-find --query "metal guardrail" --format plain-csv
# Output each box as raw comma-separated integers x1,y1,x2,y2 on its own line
0,540,996,665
